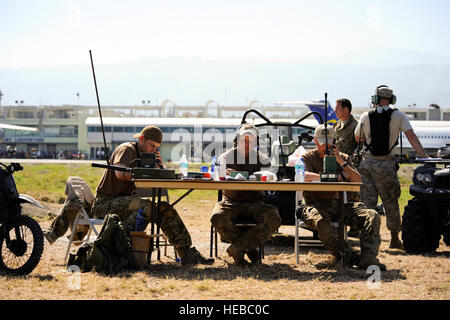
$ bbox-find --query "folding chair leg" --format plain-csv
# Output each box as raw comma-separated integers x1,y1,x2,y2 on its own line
214,227,218,258
295,216,300,264
64,212,81,266
210,224,214,258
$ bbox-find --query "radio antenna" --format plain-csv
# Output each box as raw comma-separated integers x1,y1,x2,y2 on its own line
89,50,109,165
324,92,329,154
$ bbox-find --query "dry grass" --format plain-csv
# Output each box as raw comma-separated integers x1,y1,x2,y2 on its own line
1,164,449,300
1,200,449,300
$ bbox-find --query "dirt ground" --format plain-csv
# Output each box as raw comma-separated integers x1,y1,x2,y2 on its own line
1,196,449,301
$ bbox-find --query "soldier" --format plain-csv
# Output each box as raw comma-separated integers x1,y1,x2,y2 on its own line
90,126,214,265
210,124,281,266
333,98,359,157
355,85,429,249
297,124,386,270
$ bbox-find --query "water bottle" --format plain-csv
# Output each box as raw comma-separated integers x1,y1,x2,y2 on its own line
294,157,305,182
210,156,217,180
179,154,189,178
135,209,145,232
219,155,227,180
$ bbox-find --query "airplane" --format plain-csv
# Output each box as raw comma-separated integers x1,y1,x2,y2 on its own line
276,100,450,157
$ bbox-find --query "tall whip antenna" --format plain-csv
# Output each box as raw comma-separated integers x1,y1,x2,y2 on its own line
89,50,109,165
324,92,329,154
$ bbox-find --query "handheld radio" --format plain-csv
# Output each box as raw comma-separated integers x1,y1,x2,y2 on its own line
320,93,338,182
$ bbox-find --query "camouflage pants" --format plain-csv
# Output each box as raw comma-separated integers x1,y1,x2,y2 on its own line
298,199,381,258
359,158,401,232
210,200,281,252
91,195,192,253
46,198,92,241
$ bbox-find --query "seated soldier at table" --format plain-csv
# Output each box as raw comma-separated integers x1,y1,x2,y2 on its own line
91,125,214,266
296,124,386,270
210,124,282,266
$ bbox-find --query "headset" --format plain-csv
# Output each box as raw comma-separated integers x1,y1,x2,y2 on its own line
371,85,397,105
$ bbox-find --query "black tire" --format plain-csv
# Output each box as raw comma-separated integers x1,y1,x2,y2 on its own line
401,198,440,254
444,223,450,246
0,215,44,276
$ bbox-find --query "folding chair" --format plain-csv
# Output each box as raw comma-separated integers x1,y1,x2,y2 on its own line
64,205,103,265
62,176,102,265
295,191,347,264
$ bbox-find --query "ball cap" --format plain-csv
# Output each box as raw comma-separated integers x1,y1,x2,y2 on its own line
314,124,336,145
133,126,163,143
237,123,258,138
376,85,394,99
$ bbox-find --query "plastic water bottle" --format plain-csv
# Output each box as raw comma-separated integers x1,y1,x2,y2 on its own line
210,156,217,180
180,154,189,178
135,209,145,232
295,157,305,182
219,155,227,180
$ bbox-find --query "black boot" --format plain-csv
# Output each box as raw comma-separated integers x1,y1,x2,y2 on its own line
180,247,215,266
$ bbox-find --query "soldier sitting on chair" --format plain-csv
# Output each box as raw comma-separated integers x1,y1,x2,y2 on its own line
296,124,386,270
210,124,281,266
90,126,214,266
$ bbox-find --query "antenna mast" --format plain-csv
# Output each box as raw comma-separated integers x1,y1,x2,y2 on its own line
89,50,109,165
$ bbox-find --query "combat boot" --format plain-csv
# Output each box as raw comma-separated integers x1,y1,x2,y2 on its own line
347,227,360,238
357,256,386,271
389,231,403,249
246,248,261,265
226,244,249,266
180,247,215,266
43,230,58,244
346,250,361,268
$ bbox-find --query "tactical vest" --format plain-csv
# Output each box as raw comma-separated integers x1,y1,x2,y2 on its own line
364,108,398,156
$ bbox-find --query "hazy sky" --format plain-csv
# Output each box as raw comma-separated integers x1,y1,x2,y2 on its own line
2,0,450,68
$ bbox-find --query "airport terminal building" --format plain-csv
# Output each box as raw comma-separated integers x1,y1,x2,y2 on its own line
1,103,449,160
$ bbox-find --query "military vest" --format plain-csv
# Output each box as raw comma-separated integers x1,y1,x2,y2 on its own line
364,108,398,156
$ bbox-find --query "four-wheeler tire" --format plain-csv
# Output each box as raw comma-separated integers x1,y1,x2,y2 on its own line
444,224,450,246
402,198,440,254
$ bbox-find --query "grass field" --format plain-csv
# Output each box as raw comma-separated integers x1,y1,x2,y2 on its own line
1,162,448,300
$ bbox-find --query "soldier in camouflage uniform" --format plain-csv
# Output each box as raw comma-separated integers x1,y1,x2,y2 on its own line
210,124,281,265
333,98,359,157
297,124,386,270
355,85,429,249
91,126,214,266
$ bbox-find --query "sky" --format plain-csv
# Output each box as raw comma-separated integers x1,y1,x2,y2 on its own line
2,0,450,68
1,0,450,106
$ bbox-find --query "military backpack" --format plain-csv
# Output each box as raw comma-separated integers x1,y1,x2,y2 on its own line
364,108,398,156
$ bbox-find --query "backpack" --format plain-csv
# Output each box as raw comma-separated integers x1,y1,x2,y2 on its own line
364,108,398,156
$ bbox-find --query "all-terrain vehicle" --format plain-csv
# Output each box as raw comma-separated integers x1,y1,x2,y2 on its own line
0,162,44,275
401,159,450,253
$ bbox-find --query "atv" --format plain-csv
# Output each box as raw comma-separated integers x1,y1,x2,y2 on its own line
401,159,450,253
